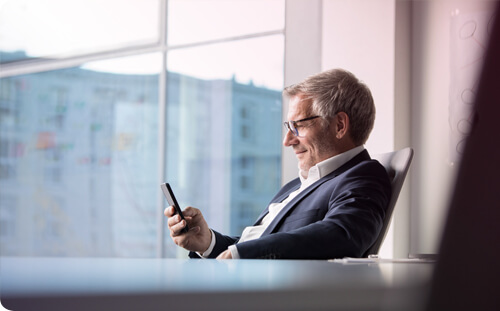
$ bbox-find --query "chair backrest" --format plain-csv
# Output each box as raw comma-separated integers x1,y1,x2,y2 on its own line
363,147,414,257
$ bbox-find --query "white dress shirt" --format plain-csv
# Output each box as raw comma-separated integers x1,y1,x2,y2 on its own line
200,146,365,259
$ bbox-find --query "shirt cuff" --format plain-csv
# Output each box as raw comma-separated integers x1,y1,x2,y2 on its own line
196,229,216,258
228,244,241,259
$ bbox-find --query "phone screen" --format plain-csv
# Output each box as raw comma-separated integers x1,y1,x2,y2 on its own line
160,183,189,233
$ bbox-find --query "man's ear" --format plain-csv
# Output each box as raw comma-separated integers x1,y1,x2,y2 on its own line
334,112,350,139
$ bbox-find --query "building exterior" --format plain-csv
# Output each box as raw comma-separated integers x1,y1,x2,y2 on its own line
0,53,282,257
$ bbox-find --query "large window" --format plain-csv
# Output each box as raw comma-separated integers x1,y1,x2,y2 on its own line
0,0,284,258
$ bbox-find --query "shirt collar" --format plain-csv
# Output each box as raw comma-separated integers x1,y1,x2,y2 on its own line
299,145,365,185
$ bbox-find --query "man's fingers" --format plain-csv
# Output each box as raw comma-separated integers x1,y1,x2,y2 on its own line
170,219,187,236
165,206,197,218
216,249,233,260
167,213,181,227
164,205,176,217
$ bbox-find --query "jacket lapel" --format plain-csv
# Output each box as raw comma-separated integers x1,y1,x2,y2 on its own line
259,150,371,235
259,176,334,235
253,181,301,225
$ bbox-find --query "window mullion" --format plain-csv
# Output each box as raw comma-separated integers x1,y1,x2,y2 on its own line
0,44,163,79
156,0,168,258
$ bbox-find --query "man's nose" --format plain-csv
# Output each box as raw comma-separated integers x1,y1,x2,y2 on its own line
283,129,298,147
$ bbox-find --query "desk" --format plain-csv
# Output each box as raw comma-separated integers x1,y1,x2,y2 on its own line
1,257,433,311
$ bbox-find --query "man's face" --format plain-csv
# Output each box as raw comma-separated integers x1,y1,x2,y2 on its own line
283,95,338,172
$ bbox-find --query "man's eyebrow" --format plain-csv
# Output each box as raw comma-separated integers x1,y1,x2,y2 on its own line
293,116,320,123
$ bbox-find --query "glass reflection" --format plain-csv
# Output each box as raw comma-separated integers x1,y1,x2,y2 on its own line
0,52,160,256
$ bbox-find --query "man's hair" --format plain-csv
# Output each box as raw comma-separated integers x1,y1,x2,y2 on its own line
283,68,375,145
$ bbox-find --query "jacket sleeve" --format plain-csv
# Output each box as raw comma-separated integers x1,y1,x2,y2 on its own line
234,161,391,259
189,231,239,259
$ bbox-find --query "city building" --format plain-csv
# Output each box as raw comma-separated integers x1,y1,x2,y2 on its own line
0,52,282,257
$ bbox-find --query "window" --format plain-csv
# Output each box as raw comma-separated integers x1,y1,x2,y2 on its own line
0,0,284,258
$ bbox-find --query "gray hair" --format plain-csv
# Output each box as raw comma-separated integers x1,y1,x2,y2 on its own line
283,68,375,145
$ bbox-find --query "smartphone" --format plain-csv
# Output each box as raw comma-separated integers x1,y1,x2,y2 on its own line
160,183,189,233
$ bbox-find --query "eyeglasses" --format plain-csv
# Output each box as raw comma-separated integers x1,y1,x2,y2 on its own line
283,116,320,136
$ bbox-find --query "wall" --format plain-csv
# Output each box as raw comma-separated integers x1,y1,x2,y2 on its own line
322,0,397,156
321,0,403,257
282,0,323,184
410,0,497,254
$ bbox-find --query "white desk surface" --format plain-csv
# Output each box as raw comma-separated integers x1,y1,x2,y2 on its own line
1,257,434,311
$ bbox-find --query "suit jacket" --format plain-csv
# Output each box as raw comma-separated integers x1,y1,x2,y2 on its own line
190,150,391,259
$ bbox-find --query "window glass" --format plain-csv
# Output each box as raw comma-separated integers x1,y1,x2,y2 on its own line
0,0,160,63
164,36,283,256
168,35,284,90
0,53,160,256
0,0,285,258
168,0,284,46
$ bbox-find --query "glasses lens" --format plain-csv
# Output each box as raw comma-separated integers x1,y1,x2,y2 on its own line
289,121,298,136
283,121,299,136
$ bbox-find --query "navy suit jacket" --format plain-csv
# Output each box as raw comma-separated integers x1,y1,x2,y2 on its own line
190,150,391,259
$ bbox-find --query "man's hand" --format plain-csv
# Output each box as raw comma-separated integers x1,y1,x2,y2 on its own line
164,206,211,254
216,249,233,260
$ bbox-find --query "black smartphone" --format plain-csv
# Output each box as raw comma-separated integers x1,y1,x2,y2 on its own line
160,183,189,233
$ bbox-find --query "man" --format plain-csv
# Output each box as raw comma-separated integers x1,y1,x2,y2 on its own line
165,68,391,259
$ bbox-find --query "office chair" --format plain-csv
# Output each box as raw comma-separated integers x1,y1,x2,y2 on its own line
363,147,414,257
